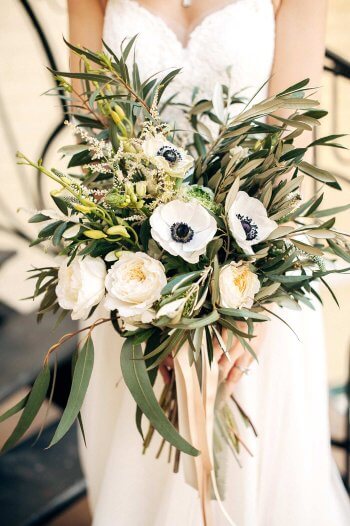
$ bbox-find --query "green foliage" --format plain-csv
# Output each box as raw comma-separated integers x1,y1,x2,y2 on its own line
120,338,199,456
49,336,94,447
6,36,350,459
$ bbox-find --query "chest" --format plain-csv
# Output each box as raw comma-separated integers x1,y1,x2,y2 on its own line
104,0,276,100
130,0,238,47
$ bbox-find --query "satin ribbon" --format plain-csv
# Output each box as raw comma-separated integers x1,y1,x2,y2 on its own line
173,339,237,526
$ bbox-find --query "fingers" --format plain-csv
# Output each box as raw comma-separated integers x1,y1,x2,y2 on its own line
159,364,171,384
226,352,253,388
159,355,174,384
213,328,227,361
218,344,243,379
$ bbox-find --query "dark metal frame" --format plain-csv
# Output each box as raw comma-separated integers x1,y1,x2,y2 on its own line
20,0,69,209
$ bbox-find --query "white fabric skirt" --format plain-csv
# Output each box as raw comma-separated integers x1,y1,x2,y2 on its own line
79,304,350,525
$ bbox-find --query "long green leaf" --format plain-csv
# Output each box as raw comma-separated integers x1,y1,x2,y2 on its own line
218,308,269,321
49,336,94,447
299,161,341,189
173,310,220,329
120,339,199,456
135,331,162,439
162,270,203,295
0,393,30,424
2,364,50,452
327,239,350,263
311,203,350,218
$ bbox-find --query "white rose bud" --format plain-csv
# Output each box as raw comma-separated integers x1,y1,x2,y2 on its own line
156,297,187,324
219,262,260,309
56,255,106,320
104,252,167,320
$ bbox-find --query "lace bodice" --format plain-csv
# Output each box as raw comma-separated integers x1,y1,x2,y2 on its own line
103,0,275,130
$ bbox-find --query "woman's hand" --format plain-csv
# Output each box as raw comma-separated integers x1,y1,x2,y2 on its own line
214,323,266,393
159,323,265,389
159,355,174,384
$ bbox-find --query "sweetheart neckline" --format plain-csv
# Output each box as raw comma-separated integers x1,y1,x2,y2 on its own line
124,0,251,51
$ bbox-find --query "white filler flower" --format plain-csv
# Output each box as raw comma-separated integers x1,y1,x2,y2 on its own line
142,134,194,178
150,199,217,264
104,252,167,321
228,191,277,254
219,262,260,309
56,255,106,320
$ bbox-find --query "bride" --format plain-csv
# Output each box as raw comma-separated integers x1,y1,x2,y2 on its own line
68,1,350,524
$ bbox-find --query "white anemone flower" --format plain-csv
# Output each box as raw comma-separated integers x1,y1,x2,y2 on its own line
227,191,277,255
149,199,217,264
142,134,194,178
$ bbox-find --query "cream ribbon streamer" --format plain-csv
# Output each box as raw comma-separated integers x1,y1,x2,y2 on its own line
173,340,237,526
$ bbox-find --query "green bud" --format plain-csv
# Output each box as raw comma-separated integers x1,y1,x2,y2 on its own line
80,198,96,207
74,204,94,214
134,200,145,209
125,182,135,195
135,181,147,198
111,110,123,125
106,225,130,237
84,230,107,239
105,191,131,209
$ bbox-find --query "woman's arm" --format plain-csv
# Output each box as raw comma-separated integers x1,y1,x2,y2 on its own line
270,0,327,96
220,0,328,388
67,0,107,90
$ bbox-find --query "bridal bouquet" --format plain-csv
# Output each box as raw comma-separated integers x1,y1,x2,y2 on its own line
2,37,350,522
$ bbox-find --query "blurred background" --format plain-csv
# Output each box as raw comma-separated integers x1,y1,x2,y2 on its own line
0,1,349,525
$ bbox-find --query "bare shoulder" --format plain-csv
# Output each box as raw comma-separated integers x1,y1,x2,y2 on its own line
99,0,108,10
273,0,327,15
68,0,107,15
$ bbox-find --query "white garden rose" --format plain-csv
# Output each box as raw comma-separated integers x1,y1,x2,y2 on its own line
219,262,260,309
142,134,194,178
104,252,167,320
149,199,217,264
227,191,277,254
56,255,106,320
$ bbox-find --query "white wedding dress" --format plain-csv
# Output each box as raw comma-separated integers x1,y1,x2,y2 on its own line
79,1,350,524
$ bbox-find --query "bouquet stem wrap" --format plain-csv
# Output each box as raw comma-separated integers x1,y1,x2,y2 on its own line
174,340,236,526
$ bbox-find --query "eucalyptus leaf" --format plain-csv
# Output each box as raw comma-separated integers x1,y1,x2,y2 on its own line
0,392,30,424
218,308,269,321
2,364,50,452
120,339,199,456
49,336,94,447
162,270,203,295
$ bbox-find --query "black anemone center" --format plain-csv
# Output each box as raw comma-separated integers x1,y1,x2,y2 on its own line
171,222,194,243
236,214,258,241
157,146,181,165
